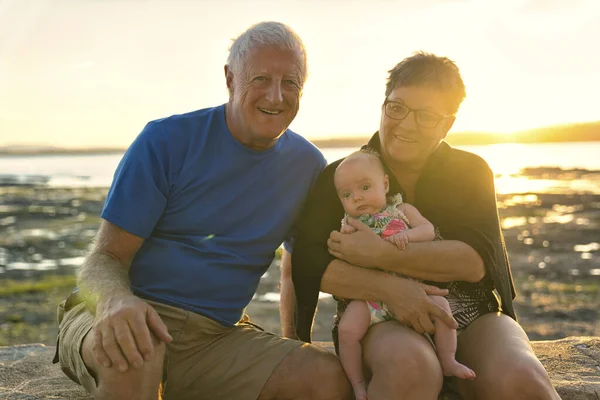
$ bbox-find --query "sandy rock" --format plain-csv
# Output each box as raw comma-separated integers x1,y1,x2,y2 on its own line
1,337,599,399
0,344,89,399
315,338,600,400
534,337,600,400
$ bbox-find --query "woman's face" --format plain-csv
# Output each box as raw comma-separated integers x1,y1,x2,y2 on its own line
379,85,455,168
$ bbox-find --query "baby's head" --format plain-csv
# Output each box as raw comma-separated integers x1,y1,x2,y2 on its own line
334,149,389,217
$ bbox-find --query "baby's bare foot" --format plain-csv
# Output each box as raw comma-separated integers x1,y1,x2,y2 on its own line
352,382,368,400
440,359,476,380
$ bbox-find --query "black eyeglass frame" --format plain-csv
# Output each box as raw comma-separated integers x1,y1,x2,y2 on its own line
382,99,453,129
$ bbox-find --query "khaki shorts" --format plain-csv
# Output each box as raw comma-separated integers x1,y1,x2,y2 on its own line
54,291,303,400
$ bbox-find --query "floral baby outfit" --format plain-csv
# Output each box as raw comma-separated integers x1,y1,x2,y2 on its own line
342,194,410,324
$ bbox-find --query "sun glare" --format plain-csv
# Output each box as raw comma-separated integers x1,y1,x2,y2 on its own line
1,1,600,147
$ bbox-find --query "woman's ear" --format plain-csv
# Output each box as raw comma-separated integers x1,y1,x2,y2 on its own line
439,115,456,139
384,174,390,193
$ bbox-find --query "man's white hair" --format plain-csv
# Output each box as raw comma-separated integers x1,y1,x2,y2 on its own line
227,21,307,86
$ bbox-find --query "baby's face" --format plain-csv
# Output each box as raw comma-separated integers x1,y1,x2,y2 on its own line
334,156,389,218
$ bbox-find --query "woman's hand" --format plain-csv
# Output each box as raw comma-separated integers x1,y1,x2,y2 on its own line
328,218,388,268
381,276,457,334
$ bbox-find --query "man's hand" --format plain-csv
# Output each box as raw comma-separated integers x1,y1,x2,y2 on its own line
382,276,457,335
328,217,387,268
92,294,172,372
385,232,409,250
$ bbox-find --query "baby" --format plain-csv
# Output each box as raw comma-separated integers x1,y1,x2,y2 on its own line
334,149,475,400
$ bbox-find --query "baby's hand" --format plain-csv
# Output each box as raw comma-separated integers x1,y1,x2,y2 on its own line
340,224,357,234
386,232,410,250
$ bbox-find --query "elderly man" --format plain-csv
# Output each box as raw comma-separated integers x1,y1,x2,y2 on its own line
53,21,351,400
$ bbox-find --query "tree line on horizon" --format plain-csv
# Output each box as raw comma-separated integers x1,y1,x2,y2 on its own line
311,120,600,148
1,121,599,154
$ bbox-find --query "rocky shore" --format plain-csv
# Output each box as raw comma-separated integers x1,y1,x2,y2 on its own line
1,167,599,345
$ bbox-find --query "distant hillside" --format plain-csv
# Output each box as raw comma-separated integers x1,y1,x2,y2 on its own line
311,121,600,148
0,146,125,155
445,121,600,146
1,121,599,154
310,138,368,148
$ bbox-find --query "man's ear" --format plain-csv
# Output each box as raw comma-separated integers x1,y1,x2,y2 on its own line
384,174,390,193
224,65,234,95
439,115,456,139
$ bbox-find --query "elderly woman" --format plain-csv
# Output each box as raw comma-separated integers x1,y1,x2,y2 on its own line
291,52,560,399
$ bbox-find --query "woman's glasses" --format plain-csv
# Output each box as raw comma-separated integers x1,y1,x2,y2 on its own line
383,99,451,129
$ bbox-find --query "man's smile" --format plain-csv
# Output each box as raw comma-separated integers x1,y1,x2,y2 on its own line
259,108,283,115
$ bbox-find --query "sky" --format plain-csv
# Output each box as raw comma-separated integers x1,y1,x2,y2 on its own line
1,0,599,148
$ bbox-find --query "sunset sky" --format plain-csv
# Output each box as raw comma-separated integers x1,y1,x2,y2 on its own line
1,0,599,148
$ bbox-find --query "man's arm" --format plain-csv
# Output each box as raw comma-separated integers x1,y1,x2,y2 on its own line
320,259,457,334
78,220,172,372
78,221,141,307
328,220,485,282
78,121,175,370
278,248,298,339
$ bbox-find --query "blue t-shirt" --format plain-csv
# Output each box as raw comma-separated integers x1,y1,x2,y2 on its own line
101,104,326,326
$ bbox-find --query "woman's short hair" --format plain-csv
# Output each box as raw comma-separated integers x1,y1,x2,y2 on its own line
385,51,466,114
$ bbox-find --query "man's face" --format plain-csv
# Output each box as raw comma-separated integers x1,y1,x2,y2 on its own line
225,46,303,150
379,85,455,167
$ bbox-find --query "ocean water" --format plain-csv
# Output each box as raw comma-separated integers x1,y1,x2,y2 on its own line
1,141,599,194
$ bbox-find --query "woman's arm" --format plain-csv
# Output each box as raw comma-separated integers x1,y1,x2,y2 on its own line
328,219,485,282
292,161,346,342
290,158,455,340
320,258,457,334
292,154,461,342
327,156,506,284
278,248,298,339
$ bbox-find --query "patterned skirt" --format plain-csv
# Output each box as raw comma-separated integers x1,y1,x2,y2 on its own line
331,278,500,354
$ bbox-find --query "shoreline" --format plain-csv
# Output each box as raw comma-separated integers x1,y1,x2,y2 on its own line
1,138,600,155
0,182,599,345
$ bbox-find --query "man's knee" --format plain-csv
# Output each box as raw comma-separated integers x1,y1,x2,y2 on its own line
292,345,351,399
262,344,350,400
82,332,166,400
309,348,351,399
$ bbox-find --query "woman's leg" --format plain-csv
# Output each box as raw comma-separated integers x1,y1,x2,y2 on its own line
454,312,561,400
362,320,443,400
338,300,372,400
429,295,475,380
